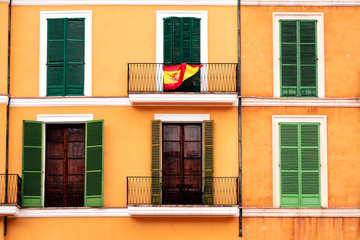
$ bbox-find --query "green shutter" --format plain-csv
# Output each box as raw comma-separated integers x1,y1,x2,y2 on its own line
22,121,43,207
280,20,317,98
151,120,161,204
203,120,214,205
191,18,201,65
163,17,173,65
66,19,85,95
280,123,320,207
47,18,85,96
85,120,104,207
47,19,66,96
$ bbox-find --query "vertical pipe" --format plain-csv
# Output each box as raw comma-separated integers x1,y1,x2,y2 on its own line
237,0,243,237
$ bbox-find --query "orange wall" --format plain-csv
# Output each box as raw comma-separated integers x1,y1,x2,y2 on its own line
9,5,237,97
0,105,6,173
241,6,360,98
7,217,360,240
0,3,8,94
242,107,360,207
9,106,238,207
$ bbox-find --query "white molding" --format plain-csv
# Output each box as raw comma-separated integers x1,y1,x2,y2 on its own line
129,94,238,106
241,97,360,107
155,114,210,122
156,11,208,91
37,114,93,122
273,13,325,98
0,206,20,217
241,208,360,218
272,115,328,208
10,97,131,107
128,206,238,216
0,95,8,104
9,0,360,6
39,11,92,97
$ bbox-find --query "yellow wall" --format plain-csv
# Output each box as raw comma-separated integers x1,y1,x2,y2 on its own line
6,217,360,240
241,6,360,98
242,107,360,207
10,5,237,97
9,106,238,207
0,105,6,174
0,3,8,94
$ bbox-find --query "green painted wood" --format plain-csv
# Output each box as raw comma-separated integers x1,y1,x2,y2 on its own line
203,120,214,205
85,120,104,207
280,20,317,98
47,18,84,96
22,121,43,207
151,120,161,204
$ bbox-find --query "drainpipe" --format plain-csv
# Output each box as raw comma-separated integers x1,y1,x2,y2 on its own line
237,0,242,237
5,0,13,236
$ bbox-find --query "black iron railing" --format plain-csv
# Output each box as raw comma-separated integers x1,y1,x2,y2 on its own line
45,181,84,207
127,176,238,206
0,174,22,207
128,63,237,93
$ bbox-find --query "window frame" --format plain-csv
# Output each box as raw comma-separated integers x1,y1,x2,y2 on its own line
273,13,324,98
39,11,92,97
272,115,328,208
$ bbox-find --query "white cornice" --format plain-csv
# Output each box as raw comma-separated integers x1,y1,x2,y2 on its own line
9,0,360,6
129,94,238,106
241,97,360,107
10,97,132,107
7,207,360,218
0,95,8,104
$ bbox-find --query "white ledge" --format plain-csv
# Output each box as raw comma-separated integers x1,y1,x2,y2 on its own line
128,206,239,216
242,208,360,218
0,206,20,216
241,97,360,107
129,94,238,106
8,0,360,6
0,95,8,104
10,97,131,107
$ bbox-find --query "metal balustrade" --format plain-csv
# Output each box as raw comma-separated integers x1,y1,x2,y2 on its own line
0,174,22,207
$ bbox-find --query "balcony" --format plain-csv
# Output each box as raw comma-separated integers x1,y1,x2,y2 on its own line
127,176,238,206
128,63,238,106
0,174,22,207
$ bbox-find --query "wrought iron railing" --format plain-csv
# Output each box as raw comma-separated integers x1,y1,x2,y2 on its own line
0,174,22,207
128,63,238,93
45,181,84,207
127,176,238,206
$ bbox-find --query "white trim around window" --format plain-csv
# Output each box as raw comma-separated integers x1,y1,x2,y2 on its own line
156,11,208,91
272,115,328,208
39,11,92,97
273,12,325,98
155,114,210,122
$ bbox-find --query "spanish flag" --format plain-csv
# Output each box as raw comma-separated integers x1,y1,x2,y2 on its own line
163,63,203,90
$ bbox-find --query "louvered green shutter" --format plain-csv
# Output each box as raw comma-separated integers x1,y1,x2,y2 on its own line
151,120,161,204
280,20,317,97
66,19,85,95
203,120,214,205
280,123,320,207
47,19,66,96
22,121,43,207
163,17,173,65
85,120,104,207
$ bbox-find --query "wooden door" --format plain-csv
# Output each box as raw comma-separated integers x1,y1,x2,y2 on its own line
45,124,85,207
162,124,202,204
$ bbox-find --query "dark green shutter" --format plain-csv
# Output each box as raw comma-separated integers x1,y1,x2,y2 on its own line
47,19,66,96
203,120,214,205
47,18,85,96
22,121,43,207
151,120,161,204
280,20,317,97
85,120,104,207
280,123,320,207
163,17,173,65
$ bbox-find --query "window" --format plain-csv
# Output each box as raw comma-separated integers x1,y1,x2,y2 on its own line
156,11,208,92
273,116,328,208
273,13,324,98
151,114,213,205
39,11,92,97
22,118,103,207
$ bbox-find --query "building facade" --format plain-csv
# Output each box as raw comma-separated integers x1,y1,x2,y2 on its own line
0,0,359,239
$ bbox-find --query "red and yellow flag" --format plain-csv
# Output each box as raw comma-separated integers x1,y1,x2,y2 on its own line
163,63,203,90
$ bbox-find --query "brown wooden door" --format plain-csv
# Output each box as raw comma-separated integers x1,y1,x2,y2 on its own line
45,124,85,207
162,124,202,204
